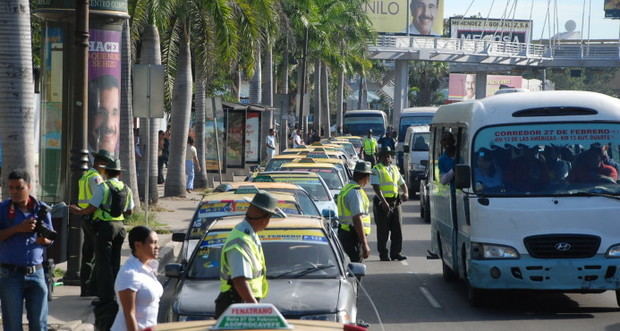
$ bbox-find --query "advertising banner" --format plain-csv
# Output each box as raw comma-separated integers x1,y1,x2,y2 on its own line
449,18,532,43
605,0,620,19
88,28,122,156
363,0,444,36
486,75,523,96
245,112,260,162
448,73,477,101
226,112,244,167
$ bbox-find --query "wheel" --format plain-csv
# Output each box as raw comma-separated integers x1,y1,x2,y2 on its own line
615,290,620,308
409,179,419,199
438,237,457,282
419,201,425,220
422,200,431,223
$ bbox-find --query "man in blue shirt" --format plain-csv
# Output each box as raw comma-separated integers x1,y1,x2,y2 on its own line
0,169,53,330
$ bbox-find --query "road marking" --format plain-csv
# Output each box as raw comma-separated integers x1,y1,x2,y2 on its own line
419,286,442,309
400,260,409,266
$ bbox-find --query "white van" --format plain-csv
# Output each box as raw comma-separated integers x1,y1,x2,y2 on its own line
396,107,437,171
428,91,620,306
402,125,430,197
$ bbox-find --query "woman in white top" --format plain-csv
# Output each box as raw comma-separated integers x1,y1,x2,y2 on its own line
111,226,163,331
185,136,200,193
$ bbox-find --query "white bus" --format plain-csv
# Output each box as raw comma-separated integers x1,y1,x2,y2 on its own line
428,91,620,306
343,110,387,139
396,106,437,171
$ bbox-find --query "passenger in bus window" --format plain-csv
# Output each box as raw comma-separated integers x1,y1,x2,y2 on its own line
438,132,456,185
569,145,618,184
504,145,549,192
544,146,571,183
473,150,502,191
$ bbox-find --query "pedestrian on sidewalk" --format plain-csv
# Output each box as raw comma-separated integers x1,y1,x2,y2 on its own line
0,169,54,331
185,136,200,194
372,147,408,261
265,128,277,162
70,158,135,330
111,226,163,331
77,149,114,297
336,161,373,263
215,191,284,318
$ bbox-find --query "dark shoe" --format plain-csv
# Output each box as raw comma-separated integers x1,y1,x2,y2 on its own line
380,256,391,261
391,254,407,261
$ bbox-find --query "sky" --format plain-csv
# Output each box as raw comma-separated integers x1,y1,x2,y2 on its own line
444,0,620,40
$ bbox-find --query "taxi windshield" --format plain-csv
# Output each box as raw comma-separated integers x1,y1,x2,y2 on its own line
265,159,293,171
188,228,340,279
189,200,302,240
268,177,331,201
283,168,343,190
472,123,620,196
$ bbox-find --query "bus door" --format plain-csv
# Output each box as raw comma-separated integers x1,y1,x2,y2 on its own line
430,126,460,271
453,127,471,278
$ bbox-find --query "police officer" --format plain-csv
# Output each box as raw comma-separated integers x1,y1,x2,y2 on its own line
70,158,134,330
372,146,408,261
362,129,378,166
215,191,284,318
336,161,372,263
77,149,114,297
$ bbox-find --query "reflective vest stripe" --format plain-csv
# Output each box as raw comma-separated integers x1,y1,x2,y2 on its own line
375,164,399,198
336,183,371,235
78,169,100,208
220,226,269,298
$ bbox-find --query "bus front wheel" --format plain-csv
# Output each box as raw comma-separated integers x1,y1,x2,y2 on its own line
439,237,457,282
615,290,620,308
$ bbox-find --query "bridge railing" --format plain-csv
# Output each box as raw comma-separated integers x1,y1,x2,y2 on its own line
371,35,548,58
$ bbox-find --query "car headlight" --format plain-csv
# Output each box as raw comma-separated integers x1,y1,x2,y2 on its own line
606,244,620,258
471,242,519,259
301,311,350,323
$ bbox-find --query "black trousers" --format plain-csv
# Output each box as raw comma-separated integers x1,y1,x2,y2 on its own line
338,228,363,263
214,289,261,319
158,156,166,184
364,154,376,167
373,196,402,259
80,215,97,296
93,220,126,331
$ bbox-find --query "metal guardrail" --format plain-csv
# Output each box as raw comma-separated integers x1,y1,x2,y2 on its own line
371,35,548,59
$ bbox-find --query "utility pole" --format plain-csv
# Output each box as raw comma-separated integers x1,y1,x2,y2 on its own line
65,0,90,284
298,25,309,140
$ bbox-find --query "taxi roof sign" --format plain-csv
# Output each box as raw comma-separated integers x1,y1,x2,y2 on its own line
213,303,292,330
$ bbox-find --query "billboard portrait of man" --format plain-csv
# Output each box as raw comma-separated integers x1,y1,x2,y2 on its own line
407,0,443,35
88,74,120,154
605,0,620,18
463,74,476,100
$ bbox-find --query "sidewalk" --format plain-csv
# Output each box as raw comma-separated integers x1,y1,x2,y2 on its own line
44,185,205,330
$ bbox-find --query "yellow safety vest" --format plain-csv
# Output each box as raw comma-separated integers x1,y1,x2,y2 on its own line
93,179,131,221
363,137,376,155
337,183,371,235
219,226,269,299
78,169,101,208
374,163,399,198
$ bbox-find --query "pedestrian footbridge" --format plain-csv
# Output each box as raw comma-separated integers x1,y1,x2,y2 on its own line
369,35,620,67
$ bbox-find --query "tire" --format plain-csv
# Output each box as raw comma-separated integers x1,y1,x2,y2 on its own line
419,201,425,220
439,237,457,282
616,290,620,308
463,249,486,307
409,178,418,198
422,199,431,223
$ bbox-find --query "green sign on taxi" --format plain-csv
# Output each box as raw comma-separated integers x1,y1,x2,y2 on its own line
214,304,292,330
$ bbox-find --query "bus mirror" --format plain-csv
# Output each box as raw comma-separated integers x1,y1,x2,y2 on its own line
454,164,471,189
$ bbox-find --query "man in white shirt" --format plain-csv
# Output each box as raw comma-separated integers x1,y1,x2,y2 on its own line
293,129,305,148
265,128,277,161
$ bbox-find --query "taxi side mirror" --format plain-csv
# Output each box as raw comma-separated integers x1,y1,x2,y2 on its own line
172,232,186,242
165,263,184,278
348,263,366,278
321,209,336,219
455,164,471,189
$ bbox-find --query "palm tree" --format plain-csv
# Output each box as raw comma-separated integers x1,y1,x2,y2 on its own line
0,0,36,196
119,20,140,208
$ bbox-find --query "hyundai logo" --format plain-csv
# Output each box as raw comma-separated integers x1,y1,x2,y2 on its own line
554,242,572,251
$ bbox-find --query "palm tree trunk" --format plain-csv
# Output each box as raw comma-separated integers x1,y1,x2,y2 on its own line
313,60,321,135
120,20,140,209
336,69,344,135
0,1,36,197
164,31,193,197
137,24,160,204
261,42,273,107
194,72,208,189
250,49,262,104
320,63,331,138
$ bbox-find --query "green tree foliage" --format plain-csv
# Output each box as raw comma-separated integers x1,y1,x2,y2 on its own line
547,68,620,97
408,61,448,106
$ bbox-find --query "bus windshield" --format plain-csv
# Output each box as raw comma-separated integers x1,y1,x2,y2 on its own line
344,114,385,137
472,123,620,196
399,116,433,142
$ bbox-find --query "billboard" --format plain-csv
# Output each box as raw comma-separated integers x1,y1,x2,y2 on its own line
363,0,444,36
448,74,523,101
449,18,532,43
605,0,620,18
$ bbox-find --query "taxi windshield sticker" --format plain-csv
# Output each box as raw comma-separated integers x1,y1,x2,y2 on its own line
291,168,333,173
200,232,229,248
258,229,327,244
199,201,249,215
